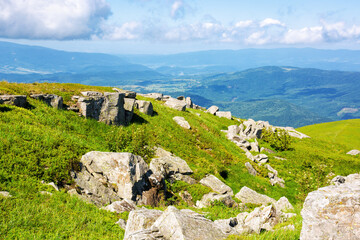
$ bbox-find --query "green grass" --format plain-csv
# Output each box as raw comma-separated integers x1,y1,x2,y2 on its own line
1,82,360,239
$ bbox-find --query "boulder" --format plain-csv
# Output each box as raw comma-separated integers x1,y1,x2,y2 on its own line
30,94,63,109
112,88,136,98
235,186,276,205
152,206,227,240
347,149,360,156
277,126,310,139
0,191,12,198
244,205,279,234
199,174,233,196
71,151,150,206
216,111,232,119
245,162,257,176
142,93,163,101
253,154,268,164
99,92,126,125
173,116,191,129
300,174,360,240
196,192,236,208
265,164,285,188
77,96,104,120
250,141,260,152
124,98,136,124
150,155,193,178
171,173,197,185
102,199,137,213
275,197,294,212
164,99,186,111
135,100,153,115
185,97,193,108
214,218,238,235
81,91,103,97
0,95,27,107
227,125,240,135
124,208,163,239
207,105,219,115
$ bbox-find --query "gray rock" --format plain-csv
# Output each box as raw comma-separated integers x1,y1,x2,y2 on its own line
77,96,104,120
214,218,238,235
245,151,254,161
0,95,27,107
152,206,227,240
253,154,268,164
0,191,12,198
142,93,163,101
227,125,240,135
164,99,186,111
216,111,232,119
301,174,360,240
115,219,127,230
196,192,236,208
99,92,126,125
245,162,257,176
185,97,193,108
103,199,137,213
124,97,136,124
124,208,163,239
135,100,153,115
171,173,197,185
347,149,360,156
207,105,219,115
275,197,294,212
173,116,191,129
235,186,276,205
81,91,103,97
112,88,136,98
150,155,193,178
244,205,279,234
125,228,165,240
30,94,63,109
199,174,233,196
250,141,260,152
153,147,173,158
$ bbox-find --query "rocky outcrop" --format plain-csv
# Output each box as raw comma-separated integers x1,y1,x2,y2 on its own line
301,173,360,240
77,96,104,120
200,174,233,196
164,98,187,111
207,105,219,115
0,95,27,107
30,94,63,109
71,151,163,206
173,116,191,129
216,111,232,119
135,100,153,115
347,149,360,156
235,186,276,205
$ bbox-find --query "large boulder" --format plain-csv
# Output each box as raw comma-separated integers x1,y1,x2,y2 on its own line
300,174,360,240
207,105,219,115
77,96,104,120
30,94,63,109
200,174,233,196
245,162,257,176
185,97,193,108
235,186,276,205
99,92,126,125
124,98,136,124
165,99,186,111
0,95,27,107
71,151,150,206
135,100,153,115
173,116,191,129
216,111,232,119
150,155,193,178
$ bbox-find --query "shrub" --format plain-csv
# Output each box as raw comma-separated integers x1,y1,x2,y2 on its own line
261,127,292,151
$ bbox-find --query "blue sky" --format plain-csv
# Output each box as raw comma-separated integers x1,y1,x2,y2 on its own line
1,0,360,54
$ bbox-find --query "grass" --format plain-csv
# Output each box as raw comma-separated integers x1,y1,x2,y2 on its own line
1,82,360,239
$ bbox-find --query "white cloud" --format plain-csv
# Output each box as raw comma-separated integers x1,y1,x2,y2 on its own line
0,0,111,40
100,22,142,40
234,20,253,28
259,18,285,28
171,0,185,19
282,27,323,44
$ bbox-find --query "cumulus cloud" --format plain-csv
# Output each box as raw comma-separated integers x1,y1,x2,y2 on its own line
259,18,285,28
171,0,185,19
0,0,111,40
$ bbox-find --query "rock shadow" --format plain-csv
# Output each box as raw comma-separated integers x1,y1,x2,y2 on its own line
131,113,149,124
0,106,12,112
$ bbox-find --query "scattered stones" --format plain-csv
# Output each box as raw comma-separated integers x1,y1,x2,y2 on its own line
102,199,137,213
245,162,257,176
30,94,63,109
173,116,191,129
301,173,360,240
77,96,105,120
216,111,232,119
135,100,153,115
207,105,219,115
164,99,187,111
200,174,233,196
235,186,276,205
347,149,360,156
0,191,12,198
0,95,27,107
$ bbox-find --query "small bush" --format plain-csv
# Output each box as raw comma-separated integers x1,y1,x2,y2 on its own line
261,128,292,151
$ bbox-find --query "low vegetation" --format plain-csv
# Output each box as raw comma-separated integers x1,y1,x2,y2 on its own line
1,82,359,239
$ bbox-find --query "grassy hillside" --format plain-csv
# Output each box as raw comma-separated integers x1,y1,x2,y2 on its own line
298,119,360,150
1,82,360,239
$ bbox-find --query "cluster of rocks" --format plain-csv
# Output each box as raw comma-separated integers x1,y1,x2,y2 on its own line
0,95,27,108
206,105,232,119
30,94,63,109
301,173,360,240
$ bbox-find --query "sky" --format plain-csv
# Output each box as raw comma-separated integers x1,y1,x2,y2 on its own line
1,0,360,54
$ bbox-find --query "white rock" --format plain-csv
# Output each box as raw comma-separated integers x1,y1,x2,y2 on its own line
200,174,233,196
347,149,360,156
235,186,276,205
173,116,191,129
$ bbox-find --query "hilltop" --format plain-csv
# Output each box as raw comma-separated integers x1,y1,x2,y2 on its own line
0,82,360,239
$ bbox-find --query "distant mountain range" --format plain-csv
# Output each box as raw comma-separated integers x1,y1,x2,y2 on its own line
1,41,359,127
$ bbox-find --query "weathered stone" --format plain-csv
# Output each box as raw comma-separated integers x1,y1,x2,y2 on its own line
153,147,173,158
171,173,197,185
124,208,163,239
250,141,260,152
200,174,233,196
152,206,227,240
142,93,163,101
214,218,238,235
207,105,219,115
185,97,193,108
245,162,257,176
164,99,186,111
253,154,268,164
347,149,360,156
150,155,193,178
125,228,165,240
244,205,279,234
124,97,136,124
112,88,136,98
99,92,126,125
275,197,294,212
300,174,360,240
0,191,12,198
0,95,27,107
135,100,153,115
245,151,254,161
103,199,137,213
77,96,104,120
81,91,103,97
227,125,240,135
173,116,191,129
262,148,275,154
196,192,236,208
179,191,194,206
30,94,63,109
116,219,127,229
216,111,232,119
235,186,276,205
